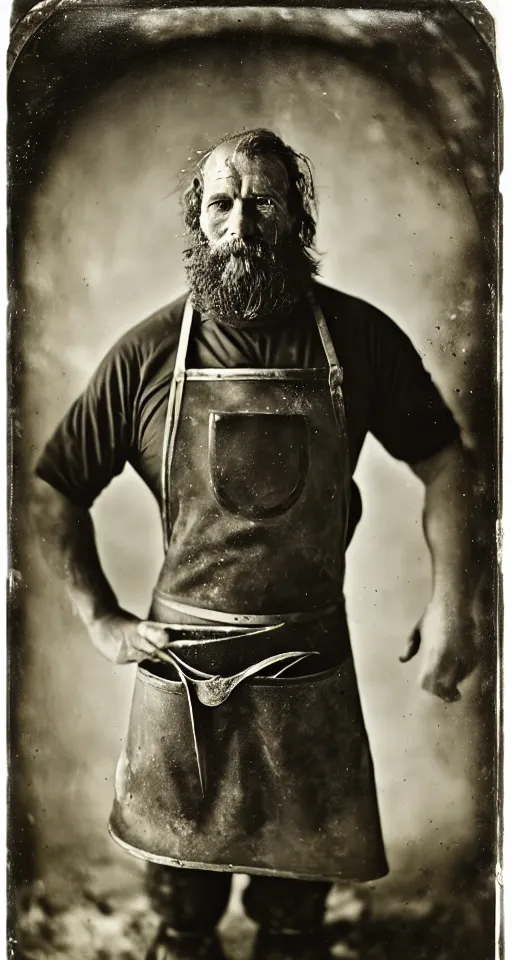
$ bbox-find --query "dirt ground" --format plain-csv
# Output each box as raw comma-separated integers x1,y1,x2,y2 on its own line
14,875,495,960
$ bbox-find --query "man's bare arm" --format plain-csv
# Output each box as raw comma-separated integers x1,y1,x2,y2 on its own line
30,477,169,664
402,440,485,701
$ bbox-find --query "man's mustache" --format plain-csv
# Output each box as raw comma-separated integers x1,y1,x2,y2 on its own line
213,237,269,261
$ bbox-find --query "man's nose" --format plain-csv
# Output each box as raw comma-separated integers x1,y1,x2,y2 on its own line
225,199,255,240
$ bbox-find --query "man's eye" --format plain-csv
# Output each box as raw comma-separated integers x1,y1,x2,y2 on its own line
256,197,275,208
209,199,231,212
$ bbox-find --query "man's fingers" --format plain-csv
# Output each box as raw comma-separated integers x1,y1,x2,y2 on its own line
452,657,476,686
420,654,466,702
399,626,422,663
132,622,170,662
421,674,461,703
137,621,169,648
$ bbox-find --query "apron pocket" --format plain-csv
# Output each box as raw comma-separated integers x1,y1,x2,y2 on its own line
209,412,309,519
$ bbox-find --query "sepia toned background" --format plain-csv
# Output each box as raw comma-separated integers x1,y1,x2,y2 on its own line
9,5,499,958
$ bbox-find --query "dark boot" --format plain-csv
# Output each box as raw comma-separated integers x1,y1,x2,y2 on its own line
145,925,227,960
146,864,231,933
251,928,332,960
145,865,231,960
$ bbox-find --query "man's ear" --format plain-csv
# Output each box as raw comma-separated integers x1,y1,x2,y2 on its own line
182,176,203,231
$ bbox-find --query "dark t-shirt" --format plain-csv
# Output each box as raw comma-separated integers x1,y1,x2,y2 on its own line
36,282,459,544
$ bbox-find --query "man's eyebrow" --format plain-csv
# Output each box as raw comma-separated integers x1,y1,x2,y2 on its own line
246,186,283,198
206,192,233,204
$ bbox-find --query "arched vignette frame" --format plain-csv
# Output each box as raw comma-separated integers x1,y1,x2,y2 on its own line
8,1,502,464
7,1,502,954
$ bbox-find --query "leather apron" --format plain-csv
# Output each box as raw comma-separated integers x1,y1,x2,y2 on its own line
109,295,388,883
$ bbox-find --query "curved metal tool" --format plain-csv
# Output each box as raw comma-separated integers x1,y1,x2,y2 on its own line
148,645,319,706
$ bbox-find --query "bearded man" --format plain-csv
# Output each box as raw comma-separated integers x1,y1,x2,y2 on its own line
32,129,482,960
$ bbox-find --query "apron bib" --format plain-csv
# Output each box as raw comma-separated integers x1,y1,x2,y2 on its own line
109,295,388,882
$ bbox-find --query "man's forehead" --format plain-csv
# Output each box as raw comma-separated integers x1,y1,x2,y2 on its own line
201,141,289,193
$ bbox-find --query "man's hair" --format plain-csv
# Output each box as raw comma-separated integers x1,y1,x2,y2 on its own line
182,128,318,251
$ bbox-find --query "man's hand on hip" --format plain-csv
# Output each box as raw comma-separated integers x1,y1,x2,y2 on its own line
89,609,170,665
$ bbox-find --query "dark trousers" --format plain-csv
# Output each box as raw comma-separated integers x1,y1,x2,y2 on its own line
146,864,331,934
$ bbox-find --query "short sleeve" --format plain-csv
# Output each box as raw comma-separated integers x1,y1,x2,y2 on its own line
368,310,460,464
35,338,140,508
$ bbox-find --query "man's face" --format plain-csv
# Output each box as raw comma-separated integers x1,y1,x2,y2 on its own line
184,139,313,326
199,142,293,250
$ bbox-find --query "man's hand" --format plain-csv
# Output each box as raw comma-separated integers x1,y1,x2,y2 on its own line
406,440,489,703
89,610,171,665
400,598,480,702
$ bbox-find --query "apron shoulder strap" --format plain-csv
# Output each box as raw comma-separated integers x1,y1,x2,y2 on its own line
175,295,195,375
161,296,194,549
308,291,343,392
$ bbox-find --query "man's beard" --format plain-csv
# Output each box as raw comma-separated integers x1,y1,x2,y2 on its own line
183,231,317,328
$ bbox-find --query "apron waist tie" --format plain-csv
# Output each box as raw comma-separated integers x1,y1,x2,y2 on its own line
152,590,341,626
